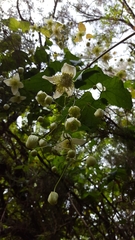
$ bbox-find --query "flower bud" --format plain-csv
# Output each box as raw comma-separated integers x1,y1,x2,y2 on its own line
3,104,10,110
18,67,24,73
65,117,81,131
67,149,76,158
26,135,39,149
51,166,57,173
48,191,58,205
45,95,53,105
50,122,57,131
0,87,4,93
68,106,81,118
39,139,46,147
94,108,104,118
31,149,38,157
36,91,47,106
86,156,96,167
37,116,44,122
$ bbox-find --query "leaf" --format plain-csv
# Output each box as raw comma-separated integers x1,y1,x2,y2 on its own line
23,70,53,95
19,21,30,32
78,22,86,32
64,48,80,61
77,66,132,109
9,18,20,31
34,47,49,64
76,92,106,129
40,27,51,38
131,89,135,98
101,77,132,109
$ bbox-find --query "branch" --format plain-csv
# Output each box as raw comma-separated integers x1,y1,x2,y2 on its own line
52,0,59,18
16,0,26,21
119,0,135,19
82,16,134,30
84,31,135,69
68,192,95,240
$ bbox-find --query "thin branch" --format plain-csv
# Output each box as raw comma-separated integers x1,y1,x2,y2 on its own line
16,0,26,21
68,192,95,240
84,31,135,69
52,0,59,18
119,0,135,19
82,16,134,30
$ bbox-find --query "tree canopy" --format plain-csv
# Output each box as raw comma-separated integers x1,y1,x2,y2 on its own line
0,0,135,239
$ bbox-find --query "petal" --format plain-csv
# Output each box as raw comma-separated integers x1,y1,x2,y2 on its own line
72,138,85,145
65,84,75,96
13,73,20,81
3,79,12,87
42,75,60,85
61,63,76,78
53,88,64,99
11,86,19,95
20,96,26,100
9,96,17,103
18,82,24,88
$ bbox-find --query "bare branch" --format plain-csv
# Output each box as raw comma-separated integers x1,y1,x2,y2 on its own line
119,0,135,19
52,0,59,18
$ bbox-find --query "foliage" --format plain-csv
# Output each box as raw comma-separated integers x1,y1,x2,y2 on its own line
0,1,135,240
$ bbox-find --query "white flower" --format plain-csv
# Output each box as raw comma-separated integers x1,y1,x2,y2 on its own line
74,30,86,42
42,63,76,99
54,133,85,153
4,73,24,95
45,17,54,29
9,92,26,104
52,23,63,38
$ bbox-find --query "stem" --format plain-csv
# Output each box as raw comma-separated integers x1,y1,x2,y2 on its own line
54,163,69,191
84,31,135,69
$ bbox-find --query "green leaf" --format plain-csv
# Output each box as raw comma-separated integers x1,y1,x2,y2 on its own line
9,18,20,31
19,21,30,32
23,70,53,95
100,77,132,109
40,27,51,38
34,47,49,64
76,92,106,129
77,66,132,109
64,48,80,61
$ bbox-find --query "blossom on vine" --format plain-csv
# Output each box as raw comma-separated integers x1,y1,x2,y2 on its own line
4,73,24,95
9,92,26,104
53,133,85,153
42,63,76,98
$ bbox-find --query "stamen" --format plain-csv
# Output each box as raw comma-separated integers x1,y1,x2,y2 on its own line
61,73,72,88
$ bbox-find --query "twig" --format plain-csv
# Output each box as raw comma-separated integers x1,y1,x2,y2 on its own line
120,0,135,19
52,0,59,18
68,192,95,240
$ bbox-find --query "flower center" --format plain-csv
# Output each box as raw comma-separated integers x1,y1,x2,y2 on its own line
12,79,19,87
60,73,73,88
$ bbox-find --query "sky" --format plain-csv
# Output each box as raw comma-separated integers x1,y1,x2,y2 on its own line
1,0,135,80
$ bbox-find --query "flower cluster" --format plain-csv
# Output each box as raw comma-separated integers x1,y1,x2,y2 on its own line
53,133,85,155
45,17,63,39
